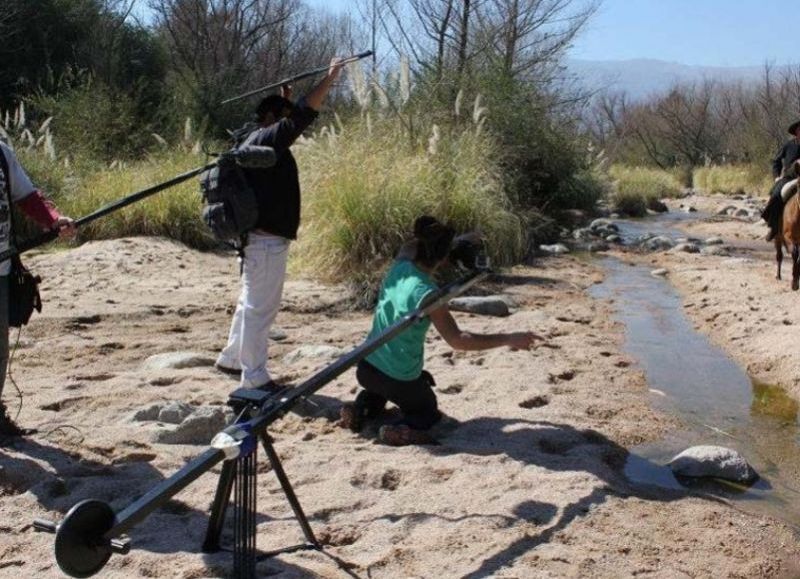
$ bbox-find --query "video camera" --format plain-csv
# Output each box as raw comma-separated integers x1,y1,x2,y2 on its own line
448,234,490,271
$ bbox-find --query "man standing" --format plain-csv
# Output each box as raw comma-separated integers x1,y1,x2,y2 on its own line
763,119,800,241
0,141,75,435
215,58,345,391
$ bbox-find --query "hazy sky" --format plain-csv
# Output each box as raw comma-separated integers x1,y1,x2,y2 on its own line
306,0,798,68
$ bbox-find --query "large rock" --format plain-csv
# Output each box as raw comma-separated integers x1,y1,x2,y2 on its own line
643,236,675,251
283,345,345,365
131,403,162,422
539,243,570,255
158,401,195,424
449,296,511,317
647,199,669,213
142,352,215,371
154,406,229,445
590,218,618,232
669,445,758,483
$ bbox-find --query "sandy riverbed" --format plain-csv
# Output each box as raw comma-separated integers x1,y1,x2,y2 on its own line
0,233,799,578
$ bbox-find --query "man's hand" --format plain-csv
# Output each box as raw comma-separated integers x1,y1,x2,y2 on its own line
53,216,76,239
329,57,346,78
506,331,544,351
280,83,293,101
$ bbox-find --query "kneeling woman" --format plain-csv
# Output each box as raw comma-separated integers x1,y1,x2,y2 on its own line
342,216,541,445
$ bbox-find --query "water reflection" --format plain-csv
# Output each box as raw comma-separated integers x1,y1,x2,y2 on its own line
751,380,799,426
591,256,800,526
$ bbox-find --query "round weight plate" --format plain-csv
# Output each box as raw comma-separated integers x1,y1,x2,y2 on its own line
54,499,116,578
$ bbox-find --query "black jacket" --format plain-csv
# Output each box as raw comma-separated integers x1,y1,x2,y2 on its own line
242,103,318,239
772,139,800,178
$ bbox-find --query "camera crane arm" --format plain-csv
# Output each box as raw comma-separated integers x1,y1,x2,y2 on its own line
33,265,489,578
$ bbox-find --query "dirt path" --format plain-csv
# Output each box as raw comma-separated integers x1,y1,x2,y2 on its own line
0,236,798,578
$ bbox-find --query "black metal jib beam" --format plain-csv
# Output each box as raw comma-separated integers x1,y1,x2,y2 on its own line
33,267,488,577
0,162,217,265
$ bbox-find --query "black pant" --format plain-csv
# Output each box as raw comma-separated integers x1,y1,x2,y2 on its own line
763,177,792,231
355,360,440,430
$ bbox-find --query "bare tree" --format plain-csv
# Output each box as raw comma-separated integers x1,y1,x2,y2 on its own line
475,0,597,82
148,0,297,123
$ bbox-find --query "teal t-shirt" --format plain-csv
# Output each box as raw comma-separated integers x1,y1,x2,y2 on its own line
365,259,439,381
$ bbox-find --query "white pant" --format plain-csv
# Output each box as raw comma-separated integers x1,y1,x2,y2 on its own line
217,233,289,388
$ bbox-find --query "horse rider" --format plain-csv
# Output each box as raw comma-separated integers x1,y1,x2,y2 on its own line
763,118,800,241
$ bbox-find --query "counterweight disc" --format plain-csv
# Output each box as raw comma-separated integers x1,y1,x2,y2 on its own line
54,500,116,578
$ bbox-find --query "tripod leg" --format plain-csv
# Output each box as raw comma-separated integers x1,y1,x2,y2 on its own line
234,451,257,579
260,434,319,547
202,459,237,552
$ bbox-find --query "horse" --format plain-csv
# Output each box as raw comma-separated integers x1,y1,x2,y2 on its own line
780,177,800,289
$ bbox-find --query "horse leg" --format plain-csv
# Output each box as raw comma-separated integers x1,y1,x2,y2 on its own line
776,238,783,280
792,245,799,291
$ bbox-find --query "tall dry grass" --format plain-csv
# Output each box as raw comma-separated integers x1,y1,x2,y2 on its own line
693,164,772,197
294,111,525,285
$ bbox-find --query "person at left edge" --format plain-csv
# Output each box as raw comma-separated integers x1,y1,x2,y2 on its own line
0,141,76,436
215,57,346,391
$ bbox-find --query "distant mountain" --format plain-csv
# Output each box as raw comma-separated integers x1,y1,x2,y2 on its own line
566,58,786,100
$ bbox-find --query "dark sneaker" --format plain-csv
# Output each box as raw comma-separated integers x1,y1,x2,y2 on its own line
214,363,242,378
378,424,435,446
255,380,286,396
339,402,366,432
0,405,27,437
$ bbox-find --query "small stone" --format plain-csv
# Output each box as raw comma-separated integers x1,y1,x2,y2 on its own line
283,345,345,365
142,352,215,371
672,243,700,254
717,205,736,215
650,268,668,277
704,237,724,245
269,327,288,341
539,243,570,255
572,228,593,241
734,208,750,217
701,245,729,256
587,241,610,253
605,234,622,244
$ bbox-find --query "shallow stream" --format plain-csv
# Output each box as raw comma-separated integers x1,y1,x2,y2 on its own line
589,215,800,527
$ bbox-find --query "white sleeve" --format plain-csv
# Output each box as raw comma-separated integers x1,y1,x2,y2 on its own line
0,143,36,202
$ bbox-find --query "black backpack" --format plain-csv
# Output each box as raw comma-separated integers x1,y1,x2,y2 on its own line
199,138,276,243
0,147,42,327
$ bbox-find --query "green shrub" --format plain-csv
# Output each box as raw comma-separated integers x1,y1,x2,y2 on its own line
608,165,683,216
693,164,772,196
293,114,525,286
